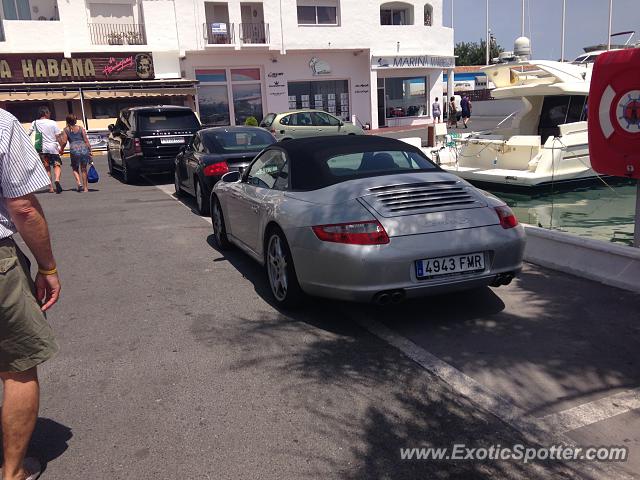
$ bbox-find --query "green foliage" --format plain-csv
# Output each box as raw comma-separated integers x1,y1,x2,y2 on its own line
454,39,504,66
244,116,259,126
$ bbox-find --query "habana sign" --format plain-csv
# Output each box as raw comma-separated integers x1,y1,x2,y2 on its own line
0,53,154,83
373,55,455,69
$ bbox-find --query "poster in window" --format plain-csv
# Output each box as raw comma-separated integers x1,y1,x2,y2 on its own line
328,98,336,107
328,106,336,114
301,95,310,108
314,94,324,109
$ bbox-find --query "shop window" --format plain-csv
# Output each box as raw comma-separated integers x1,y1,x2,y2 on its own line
232,83,263,125
383,76,428,118
196,67,264,126
380,2,414,25
231,68,260,81
195,69,227,83
424,4,433,26
296,0,338,25
197,84,230,126
288,80,350,121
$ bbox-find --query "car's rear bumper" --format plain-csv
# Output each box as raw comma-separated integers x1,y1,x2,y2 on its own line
289,224,526,303
127,155,175,173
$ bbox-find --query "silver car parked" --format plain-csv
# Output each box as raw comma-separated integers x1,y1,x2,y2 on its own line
210,136,525,308
260,109,364,141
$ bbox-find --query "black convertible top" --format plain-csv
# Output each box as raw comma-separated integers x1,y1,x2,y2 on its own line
277,135,419,159
272,135,437,191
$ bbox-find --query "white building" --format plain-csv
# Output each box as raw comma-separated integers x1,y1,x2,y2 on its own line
0,0,454,133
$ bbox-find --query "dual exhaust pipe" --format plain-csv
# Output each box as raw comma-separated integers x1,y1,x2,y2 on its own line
491,272,515,287
373,272,515,304
373,289,406,306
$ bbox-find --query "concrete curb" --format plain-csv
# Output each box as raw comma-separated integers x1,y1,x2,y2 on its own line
523,224,640,294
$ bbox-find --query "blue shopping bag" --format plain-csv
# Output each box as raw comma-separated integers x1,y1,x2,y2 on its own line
87,163,99,184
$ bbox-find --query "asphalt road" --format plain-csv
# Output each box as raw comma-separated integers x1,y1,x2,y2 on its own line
12,156,639,479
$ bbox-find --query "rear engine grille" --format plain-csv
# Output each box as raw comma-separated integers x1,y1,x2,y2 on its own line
364,181,483,216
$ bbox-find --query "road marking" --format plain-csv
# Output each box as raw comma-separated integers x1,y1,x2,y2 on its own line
539,388,640,434
144,176,212,225
351,315,555,442
351,316,636,479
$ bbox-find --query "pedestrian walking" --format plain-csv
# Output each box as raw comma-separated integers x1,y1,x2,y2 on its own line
448,96,458,128
461,94,472,129
432,97,442,123
59,114,92,193
1,108,61,480
28,107,64,194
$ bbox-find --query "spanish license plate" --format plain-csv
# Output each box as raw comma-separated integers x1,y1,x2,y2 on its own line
160,137,185,144
415,253,485,279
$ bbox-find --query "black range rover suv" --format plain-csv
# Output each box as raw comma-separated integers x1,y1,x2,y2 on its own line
107,106,201,183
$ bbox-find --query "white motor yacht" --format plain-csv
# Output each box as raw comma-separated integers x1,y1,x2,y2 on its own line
436,59,595,189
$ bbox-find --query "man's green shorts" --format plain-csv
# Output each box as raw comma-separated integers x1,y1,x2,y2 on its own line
0,237,58,372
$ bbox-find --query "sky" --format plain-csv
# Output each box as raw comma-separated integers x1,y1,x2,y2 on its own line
443,0,640,61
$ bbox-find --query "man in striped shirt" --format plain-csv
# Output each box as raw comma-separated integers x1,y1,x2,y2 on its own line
0,108,61,480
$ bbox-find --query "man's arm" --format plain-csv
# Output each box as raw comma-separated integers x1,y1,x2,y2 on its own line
6,194,54,269
6,193,60,311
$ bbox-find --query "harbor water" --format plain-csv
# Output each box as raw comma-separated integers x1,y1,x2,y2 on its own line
495,182,638,246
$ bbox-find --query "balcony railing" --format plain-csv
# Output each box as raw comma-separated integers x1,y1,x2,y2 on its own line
239,22,269,44
88,23,147,45
204,22,235,44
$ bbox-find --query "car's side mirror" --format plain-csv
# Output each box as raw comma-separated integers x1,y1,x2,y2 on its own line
108,124,115,132
339,121,344,127
221,171,241,183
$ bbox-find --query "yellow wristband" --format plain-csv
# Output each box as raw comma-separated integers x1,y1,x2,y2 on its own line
38,267,58,276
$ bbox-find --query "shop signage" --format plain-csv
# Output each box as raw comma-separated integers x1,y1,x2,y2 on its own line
373,55,455,69
309,57,331,75
0,53,155,84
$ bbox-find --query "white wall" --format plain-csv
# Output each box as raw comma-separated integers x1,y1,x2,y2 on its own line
177,0,452,55
0,20,66,53
142,0,179,52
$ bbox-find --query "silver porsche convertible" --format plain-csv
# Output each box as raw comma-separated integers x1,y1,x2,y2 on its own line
210,135,525,307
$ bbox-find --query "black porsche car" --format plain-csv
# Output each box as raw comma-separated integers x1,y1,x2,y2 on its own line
174,126,276,215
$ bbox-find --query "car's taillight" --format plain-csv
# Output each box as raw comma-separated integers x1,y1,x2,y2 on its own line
133,138,142,154
495,206,519,229
203,162,229,177
312,220,390,245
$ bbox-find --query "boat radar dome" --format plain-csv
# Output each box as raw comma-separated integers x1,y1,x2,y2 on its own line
514,37,531,59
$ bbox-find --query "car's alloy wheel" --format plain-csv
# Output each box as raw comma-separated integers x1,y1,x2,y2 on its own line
266,230,303,308
211,196,231,250
195,179,209,216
